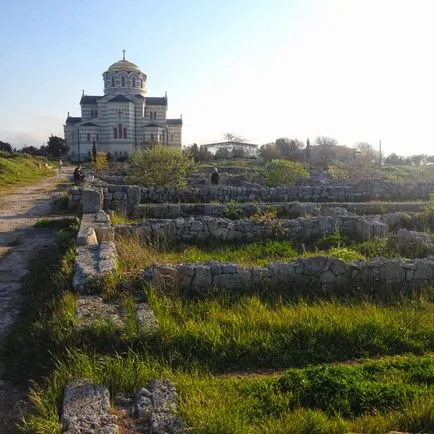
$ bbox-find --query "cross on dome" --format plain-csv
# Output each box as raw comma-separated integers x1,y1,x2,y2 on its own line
122,49,126,60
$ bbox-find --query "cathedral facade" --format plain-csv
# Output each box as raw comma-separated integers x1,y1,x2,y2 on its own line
64,52,182,161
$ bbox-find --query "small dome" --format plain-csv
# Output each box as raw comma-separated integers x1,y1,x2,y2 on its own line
107,59,142,74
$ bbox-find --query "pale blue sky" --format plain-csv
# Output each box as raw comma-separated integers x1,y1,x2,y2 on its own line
1,0,433,156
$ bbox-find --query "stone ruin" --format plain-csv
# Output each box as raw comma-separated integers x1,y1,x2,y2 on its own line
65,178,434,433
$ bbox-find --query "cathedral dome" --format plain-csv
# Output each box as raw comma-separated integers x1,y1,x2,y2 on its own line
107,59,142,74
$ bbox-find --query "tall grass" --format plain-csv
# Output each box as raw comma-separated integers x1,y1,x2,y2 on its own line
144,292,434,370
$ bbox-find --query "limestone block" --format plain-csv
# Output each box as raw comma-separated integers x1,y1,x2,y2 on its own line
192,265,212,287
61,378,117,432
82,188,103,213
267,263,295,284
413,261,434,280
213,272,248,291
380,260,405,282
76,227,98,246
136,303,159,331
127,186,140,204
94,224,115,243
320,270,336,285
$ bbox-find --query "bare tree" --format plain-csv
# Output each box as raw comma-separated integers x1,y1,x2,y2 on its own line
314,136,338,170
275,138,305,161
410,154,429,167
223,133,243,143
349,142,379,180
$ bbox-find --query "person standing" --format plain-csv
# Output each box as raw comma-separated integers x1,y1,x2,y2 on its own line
211,168,220,185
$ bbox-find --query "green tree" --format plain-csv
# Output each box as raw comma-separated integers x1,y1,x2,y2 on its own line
264,159,309,186
46,135,69,158
214,147,230,159
0,141,13,152
128,146,195,187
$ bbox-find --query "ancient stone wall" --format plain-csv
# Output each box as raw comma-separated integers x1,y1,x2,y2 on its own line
144,256,434,296
114,213,389,245
69,181,434,215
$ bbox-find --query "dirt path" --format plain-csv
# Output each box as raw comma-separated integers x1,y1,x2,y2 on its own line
0,167,75,432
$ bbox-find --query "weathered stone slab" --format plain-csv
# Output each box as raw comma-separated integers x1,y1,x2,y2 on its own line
75,296,124,329
61,378,118,433
82,188,103,213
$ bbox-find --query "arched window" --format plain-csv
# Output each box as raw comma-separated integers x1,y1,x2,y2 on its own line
111,76,115,87
132,77,136,87
113,128,118,139
121,76,125,87
141,79,143,88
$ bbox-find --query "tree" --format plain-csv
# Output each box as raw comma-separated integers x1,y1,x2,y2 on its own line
21,145,42,156
128,146,195,187
410,154,429,167
223,133,243,143
384,153,404,165
314,136,338,170
0,141,12,152
258,143,280,162
214,147,230,160
275,138,305,161
349,142,379,180
305,137,311,168
264,159,309,186
46,135,69,158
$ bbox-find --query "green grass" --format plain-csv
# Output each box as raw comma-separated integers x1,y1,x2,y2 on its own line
0,152,54,187
20,350,434,433
117,236,368,274
144,292,434,371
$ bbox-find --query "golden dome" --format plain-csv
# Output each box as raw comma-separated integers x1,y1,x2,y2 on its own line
107,59,142,74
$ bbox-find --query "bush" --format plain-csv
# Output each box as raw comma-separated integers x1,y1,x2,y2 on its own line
93,152,109,171
127,146,195,187
328,163,349,180
264,160,309,186
222,201,244,220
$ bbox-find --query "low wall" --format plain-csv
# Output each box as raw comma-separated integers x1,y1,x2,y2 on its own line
144,256,434,296
114,214,389,245
69,181,434,215
133,201,427,220
72,188,117,291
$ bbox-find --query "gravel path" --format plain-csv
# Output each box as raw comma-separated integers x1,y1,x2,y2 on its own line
0,167,74,432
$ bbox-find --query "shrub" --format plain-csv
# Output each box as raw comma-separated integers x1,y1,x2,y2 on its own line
127,146,195,187
316,232,351,250
328,163,349,180
264,160,309,186
279,364,423,417
250,206,279,224
93,151,109,171
222,201,244,220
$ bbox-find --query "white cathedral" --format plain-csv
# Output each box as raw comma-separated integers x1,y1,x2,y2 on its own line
64,51,182,161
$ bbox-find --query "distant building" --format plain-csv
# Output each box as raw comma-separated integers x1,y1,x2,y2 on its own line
201,141,258,157
64,51,182,161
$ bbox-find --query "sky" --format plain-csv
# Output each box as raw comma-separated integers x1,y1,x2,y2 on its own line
1,0,434,157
